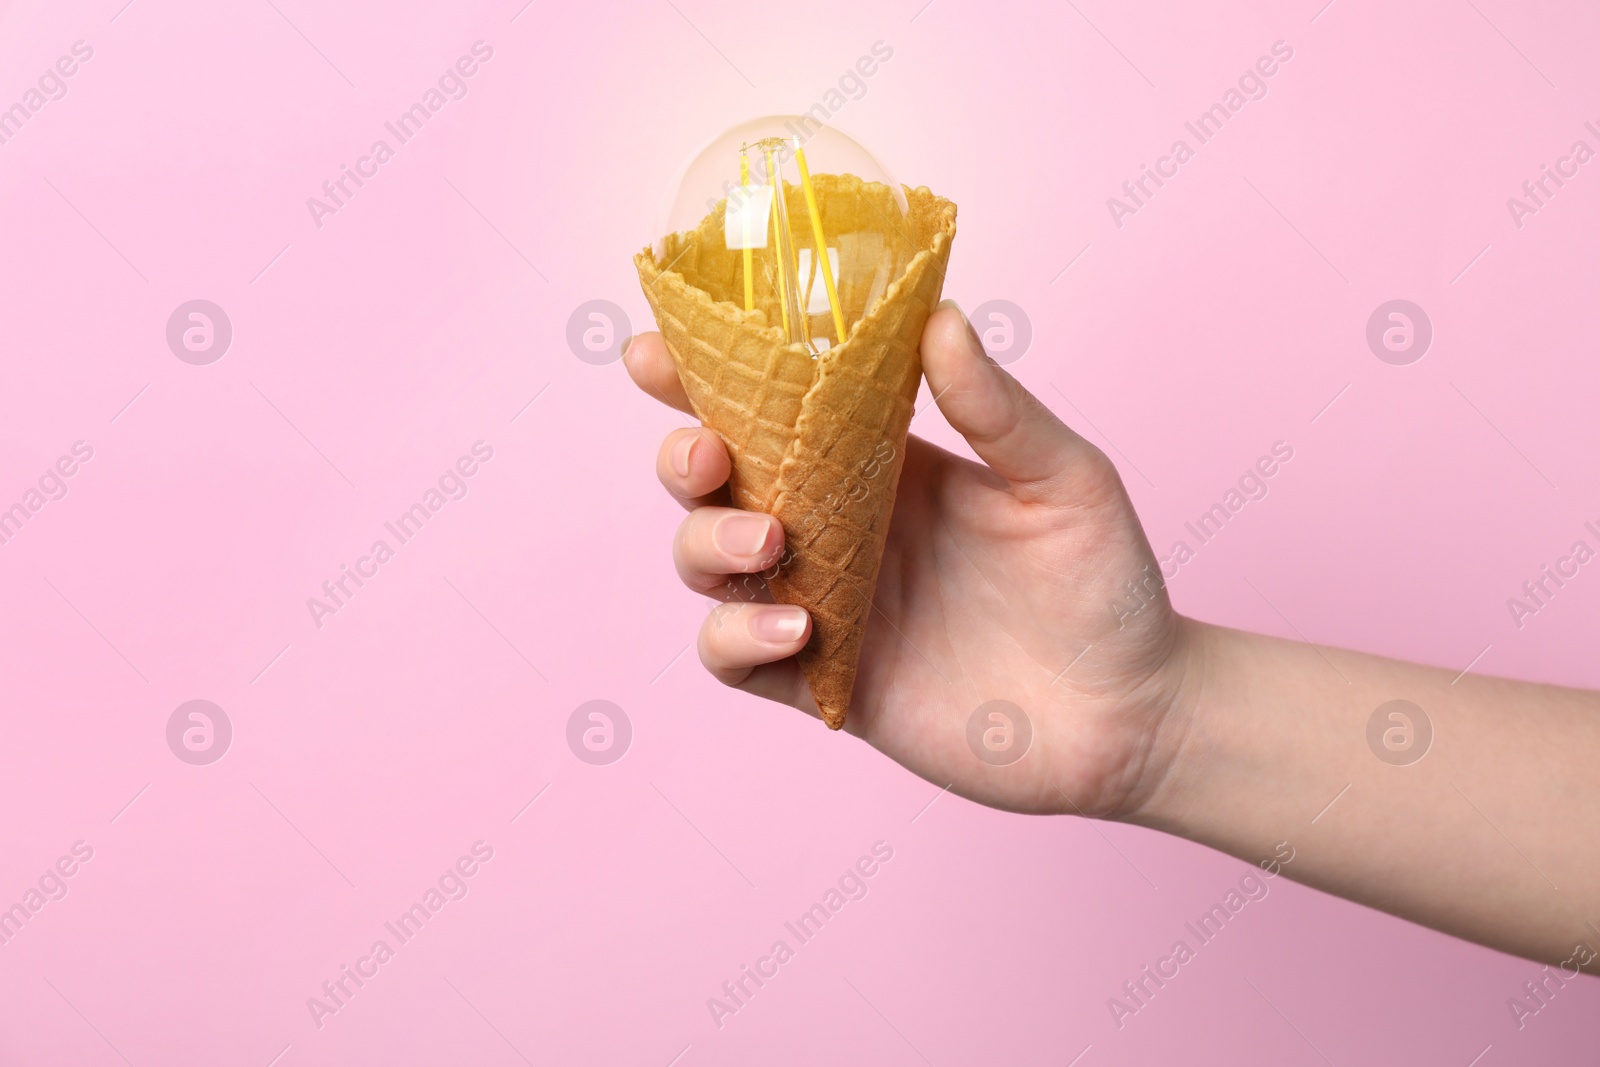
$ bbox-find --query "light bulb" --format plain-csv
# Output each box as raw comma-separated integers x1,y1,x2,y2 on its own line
650,116,917,355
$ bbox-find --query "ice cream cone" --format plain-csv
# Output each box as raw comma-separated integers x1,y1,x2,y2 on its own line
637,175,957,728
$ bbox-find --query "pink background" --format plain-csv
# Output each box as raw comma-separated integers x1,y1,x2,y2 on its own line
2,0,1598,1062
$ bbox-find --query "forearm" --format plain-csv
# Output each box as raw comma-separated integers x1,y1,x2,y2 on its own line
1131,618,1600,969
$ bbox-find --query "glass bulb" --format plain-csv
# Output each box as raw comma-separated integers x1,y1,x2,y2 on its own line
651,116,916,355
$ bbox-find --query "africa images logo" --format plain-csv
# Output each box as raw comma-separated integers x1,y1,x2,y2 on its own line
306,41,495,230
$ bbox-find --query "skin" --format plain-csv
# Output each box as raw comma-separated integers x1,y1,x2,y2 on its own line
624,303,1600,974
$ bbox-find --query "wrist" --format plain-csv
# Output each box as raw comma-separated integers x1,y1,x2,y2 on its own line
1114,613,1217,827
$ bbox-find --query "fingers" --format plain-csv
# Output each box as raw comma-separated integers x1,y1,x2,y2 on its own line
636,332,810,711
921,303,1114,504
673,506,784,596
638,335,735,511
657,427,732,510
697,601,816,710
623,332,695,415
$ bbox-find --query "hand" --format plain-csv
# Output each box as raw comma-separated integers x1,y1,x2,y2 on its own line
625,304,1202,819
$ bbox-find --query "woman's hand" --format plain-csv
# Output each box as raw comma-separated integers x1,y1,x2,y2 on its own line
625,304,1201,819
629,301,1600,967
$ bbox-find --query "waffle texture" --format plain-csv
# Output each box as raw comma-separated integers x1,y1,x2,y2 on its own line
637,175,957,728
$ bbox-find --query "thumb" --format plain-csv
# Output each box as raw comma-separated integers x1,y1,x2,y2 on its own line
920,302,1109,502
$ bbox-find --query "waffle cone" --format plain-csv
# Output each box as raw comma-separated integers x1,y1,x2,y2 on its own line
637,175,956,729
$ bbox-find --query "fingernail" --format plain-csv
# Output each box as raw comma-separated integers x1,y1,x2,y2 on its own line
670,433,696,478
748,605,807,644
713,512,776,558
936,300,985,357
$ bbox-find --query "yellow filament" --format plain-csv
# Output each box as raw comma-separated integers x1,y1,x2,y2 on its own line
794,144,848,345
740,154,754,313
763,147,790,338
